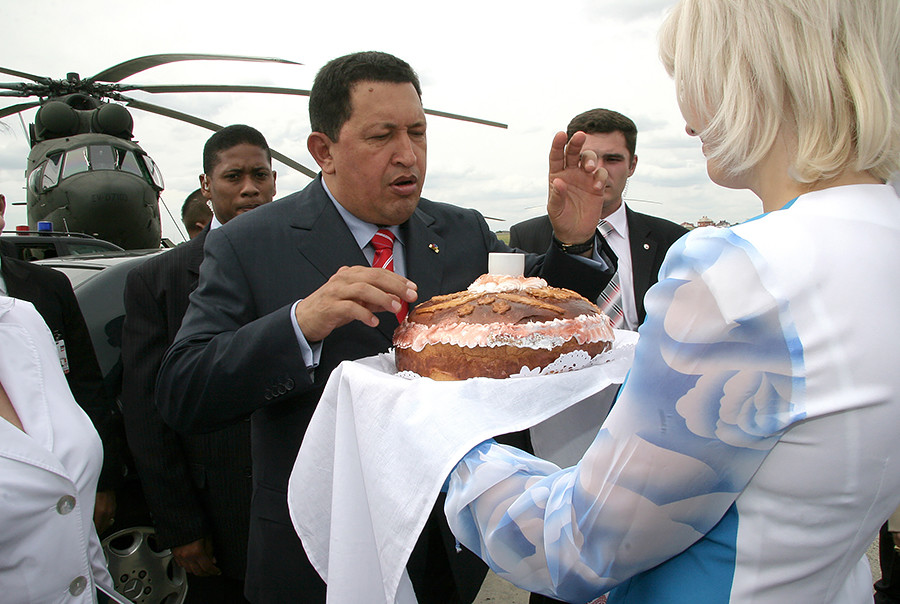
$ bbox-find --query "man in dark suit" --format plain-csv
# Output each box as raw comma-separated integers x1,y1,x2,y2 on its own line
157,51,613,603
510,109,688,329
120,125,276,603
0,192,124,535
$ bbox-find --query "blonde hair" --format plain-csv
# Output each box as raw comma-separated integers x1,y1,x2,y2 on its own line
659,0,900,183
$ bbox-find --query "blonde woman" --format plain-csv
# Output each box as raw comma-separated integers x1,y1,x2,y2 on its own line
445,0,900,602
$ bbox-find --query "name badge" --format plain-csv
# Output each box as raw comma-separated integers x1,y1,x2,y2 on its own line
56,338,70,374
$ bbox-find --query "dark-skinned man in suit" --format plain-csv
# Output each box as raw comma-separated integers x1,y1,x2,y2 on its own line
157,51,615,603
121,125,276,603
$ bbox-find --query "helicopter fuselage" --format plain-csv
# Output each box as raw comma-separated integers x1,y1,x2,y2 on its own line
26,132,163,249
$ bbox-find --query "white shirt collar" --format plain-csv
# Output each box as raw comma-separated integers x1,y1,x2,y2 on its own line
320,177,402,250
602,201,629,240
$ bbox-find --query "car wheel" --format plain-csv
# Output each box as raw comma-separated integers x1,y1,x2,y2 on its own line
101,526,187,604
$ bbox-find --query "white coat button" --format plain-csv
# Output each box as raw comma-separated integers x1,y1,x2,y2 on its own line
57,495,76,515
69,576,87,595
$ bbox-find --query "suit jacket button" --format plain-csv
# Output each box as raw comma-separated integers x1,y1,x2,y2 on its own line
285,379,295,390
264,389,273,401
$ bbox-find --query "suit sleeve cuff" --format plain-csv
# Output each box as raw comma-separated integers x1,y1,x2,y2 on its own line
290,300,321,370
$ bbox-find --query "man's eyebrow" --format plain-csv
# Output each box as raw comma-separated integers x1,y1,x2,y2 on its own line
372,118,427,129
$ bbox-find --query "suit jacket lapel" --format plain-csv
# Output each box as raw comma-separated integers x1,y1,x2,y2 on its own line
286,179,399,339
626,207,658,315
1,256,33,299
288,180,369,282
403,205,446,302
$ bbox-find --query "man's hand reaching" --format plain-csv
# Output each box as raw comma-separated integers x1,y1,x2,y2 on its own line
547,131,608,245
294,265,418,342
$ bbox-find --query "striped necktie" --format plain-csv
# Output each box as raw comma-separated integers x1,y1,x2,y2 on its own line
597,220,626,328
370,228,408,323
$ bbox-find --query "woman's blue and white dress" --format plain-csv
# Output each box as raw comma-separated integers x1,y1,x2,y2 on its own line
446,184,900,603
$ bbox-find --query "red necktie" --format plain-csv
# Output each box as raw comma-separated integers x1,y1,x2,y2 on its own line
370,228,408,323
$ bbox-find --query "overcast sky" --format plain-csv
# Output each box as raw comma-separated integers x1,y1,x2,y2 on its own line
0,0,762,244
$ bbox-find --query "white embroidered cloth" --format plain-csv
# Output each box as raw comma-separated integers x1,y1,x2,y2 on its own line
288,331,637,603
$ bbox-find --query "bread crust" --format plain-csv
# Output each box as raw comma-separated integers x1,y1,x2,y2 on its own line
393,276,614,380
394,338,612,381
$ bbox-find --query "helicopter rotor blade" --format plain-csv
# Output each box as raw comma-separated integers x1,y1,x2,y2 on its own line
268,149,317,179
90,54,303,83
423,108,507,129
119,84,312,96
121,83,507,129
17,111,28,139
0,66,51,84
122,96,222,131
121,96,318,178
0,101,40,119
624,197,663,205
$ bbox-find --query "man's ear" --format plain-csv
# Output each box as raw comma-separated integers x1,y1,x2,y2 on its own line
307,133,335,174
628,154,638,177
199,174,212,200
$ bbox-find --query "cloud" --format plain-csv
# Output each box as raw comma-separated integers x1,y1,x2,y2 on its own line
1,0,761,240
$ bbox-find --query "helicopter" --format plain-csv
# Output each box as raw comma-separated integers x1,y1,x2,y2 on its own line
0,54,507,250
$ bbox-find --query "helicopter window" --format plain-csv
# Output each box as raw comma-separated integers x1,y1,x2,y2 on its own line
62,147,90,179
116,149,144,178
28,163,44,194
140,154,165,190
40,153,63,191
89,145,117,171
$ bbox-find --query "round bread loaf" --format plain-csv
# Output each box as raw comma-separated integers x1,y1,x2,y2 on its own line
392,274,614,380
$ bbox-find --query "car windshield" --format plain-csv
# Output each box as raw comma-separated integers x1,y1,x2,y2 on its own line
66,242,121,256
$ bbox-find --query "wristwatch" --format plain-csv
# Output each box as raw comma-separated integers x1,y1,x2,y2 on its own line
552,235,594,254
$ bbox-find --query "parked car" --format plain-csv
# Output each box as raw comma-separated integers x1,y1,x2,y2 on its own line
1,230,124,261
36,249,165,381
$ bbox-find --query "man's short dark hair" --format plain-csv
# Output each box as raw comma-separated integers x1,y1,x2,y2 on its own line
202,124,272,174
309,51,422,141
181,188,211,236
566,108,638,159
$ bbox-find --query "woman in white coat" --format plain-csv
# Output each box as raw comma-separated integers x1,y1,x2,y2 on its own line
0,295,125,603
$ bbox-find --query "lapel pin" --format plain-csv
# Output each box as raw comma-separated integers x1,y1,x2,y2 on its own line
429,243,440,253
643,243,650,250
